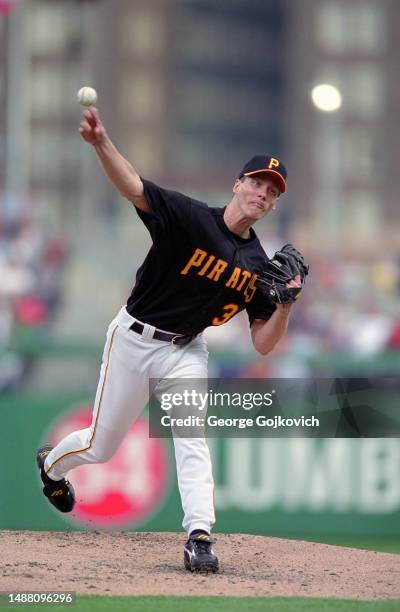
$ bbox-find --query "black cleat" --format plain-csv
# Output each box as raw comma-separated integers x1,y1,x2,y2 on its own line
184,533,219,573
36,445,75,513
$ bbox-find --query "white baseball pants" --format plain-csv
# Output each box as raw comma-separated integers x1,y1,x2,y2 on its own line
44,306,215,535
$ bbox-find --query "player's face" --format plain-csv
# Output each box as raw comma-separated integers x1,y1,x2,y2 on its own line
233,175,281,220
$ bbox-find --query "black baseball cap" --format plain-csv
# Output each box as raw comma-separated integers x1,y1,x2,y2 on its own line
238,155,287,193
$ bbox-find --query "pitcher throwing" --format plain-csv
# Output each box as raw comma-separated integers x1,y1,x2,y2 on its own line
36,106,308,574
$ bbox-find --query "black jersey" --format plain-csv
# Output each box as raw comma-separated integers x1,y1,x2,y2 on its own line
126,179,276,335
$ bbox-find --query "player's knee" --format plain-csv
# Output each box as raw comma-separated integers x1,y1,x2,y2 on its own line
90,443,118,464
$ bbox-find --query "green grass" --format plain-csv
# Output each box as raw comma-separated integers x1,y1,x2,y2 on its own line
303,538,400,555
8,596,400,612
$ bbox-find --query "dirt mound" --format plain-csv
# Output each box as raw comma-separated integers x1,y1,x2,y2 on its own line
1,531,399,600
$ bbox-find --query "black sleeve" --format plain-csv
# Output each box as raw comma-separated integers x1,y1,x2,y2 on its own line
135,178,193,240
246,289,277,326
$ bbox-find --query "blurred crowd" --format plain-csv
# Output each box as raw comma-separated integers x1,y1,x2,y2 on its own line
206,247,400,378
1,216,399,389
0,217,69,390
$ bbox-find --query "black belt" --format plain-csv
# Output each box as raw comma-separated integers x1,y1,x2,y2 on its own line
129,321,196,346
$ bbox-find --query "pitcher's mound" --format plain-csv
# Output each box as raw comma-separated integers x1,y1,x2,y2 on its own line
1,531,399,600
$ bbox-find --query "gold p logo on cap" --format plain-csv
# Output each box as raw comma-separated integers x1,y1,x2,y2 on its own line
268,157,280,169
238,155,287,193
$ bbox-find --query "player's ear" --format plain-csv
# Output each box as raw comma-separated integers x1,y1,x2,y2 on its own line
233,178,242,194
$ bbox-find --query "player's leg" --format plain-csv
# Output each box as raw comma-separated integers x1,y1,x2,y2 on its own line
173,436,215,534
153,336,218,572
174,432,218,573
41,311,151,482
43,329,148,481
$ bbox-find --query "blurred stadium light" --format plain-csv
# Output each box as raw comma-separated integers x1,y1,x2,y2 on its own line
310,81,343,253
310,83,342,113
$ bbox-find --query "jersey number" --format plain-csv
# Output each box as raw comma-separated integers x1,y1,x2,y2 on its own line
212,303,239,326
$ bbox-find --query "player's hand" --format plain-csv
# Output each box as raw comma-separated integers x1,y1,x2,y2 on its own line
276,274,302,313
79,107,107,146
286,274,302,289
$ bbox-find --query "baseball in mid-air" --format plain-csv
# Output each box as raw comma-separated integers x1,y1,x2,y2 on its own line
77,86,98,107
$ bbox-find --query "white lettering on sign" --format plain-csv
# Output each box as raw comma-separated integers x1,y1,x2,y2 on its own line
359,439,400,513
209,439,400,514
282,439,354,512
209,438,280,511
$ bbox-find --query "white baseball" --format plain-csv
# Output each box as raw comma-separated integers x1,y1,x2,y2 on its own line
77,86,98,107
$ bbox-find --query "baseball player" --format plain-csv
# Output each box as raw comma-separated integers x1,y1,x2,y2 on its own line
36,107,308,574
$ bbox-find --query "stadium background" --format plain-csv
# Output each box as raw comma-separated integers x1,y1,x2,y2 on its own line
0,0,399,548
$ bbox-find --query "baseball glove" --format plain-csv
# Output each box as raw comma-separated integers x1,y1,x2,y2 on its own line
256,244,309,304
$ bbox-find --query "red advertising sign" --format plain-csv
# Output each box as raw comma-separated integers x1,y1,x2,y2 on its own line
46,404,170,528
0,0,16,14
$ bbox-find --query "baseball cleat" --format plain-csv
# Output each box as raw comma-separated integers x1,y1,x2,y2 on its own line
184,533,219,573
36,445,75,513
